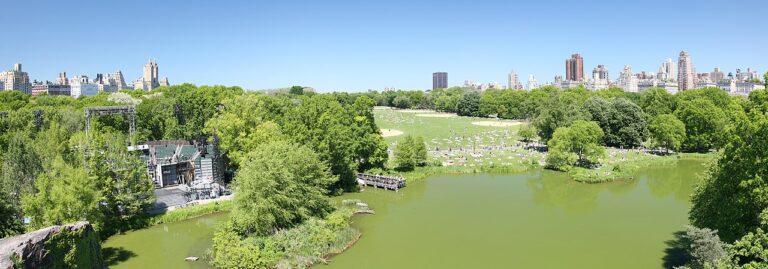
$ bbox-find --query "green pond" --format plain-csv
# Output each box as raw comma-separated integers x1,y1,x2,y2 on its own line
104,160,705,268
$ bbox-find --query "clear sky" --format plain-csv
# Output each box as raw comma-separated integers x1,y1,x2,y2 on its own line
2,0,766,92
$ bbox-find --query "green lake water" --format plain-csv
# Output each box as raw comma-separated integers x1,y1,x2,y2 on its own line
104,160,705,269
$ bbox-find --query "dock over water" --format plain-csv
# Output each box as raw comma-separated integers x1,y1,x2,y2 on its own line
357,173,406,191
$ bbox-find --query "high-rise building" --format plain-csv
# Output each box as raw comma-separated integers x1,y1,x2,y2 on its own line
134,59,162,90
617,65,638,92
526,75,538,90
0,63,31,94
57,72,69,85
565,53,584,81
710,67,724,83
590,65,609,90
677,51,694,91
507,70,521,89
432,72,448,90
657,58,676,82
592,65,609,81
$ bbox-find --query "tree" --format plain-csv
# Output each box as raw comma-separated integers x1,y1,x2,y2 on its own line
585,97,648,147
727,228,768,267
518,124,537,143
686,226,727,269
640,87,676,117
393,95,412,109
22,158,102,230
349,96,389,171
135,95,179,141
289,85,304,95
545,120,604,171
68,132,155,236
1,131,43,203
534,90,590,143
649,114,686,153
434,95,458,112
456,91,482,117
0,191,23,238
231,140,335,236
675,99,727,152
394,135,427,171
690,112,768,242
764,72,768,88
204,93,287,166
479,89,502,117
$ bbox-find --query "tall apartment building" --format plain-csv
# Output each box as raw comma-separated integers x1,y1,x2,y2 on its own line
0,63,31,94
677,51,694,91
134,59,169,90
710,67,724,83
432,72,448,89
57,72,69,85
565,53,584,81
507,70,521,89
526,75,539,90
617,65,639,92
592,65,609,80
657,58,676,82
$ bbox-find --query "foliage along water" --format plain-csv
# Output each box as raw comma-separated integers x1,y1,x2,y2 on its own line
103,160,704,268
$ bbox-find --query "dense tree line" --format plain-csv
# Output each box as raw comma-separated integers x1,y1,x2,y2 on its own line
0,83,391,240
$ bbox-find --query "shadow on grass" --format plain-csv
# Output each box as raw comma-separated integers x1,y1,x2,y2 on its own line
102,247,137,267
663,230,691,268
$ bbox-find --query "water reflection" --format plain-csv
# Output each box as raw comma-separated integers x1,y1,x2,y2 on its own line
526,160,705,212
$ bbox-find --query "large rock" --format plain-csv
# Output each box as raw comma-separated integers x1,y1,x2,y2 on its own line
0,221,103,269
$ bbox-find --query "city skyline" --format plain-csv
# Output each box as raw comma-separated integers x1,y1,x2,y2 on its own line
1,0,766,91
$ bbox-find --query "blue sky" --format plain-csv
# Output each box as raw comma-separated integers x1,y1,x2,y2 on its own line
2,0,766,92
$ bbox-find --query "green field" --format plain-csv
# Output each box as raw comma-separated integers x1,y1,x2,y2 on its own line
373,107,712,182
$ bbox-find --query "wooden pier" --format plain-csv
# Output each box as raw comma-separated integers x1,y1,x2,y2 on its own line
356,173,406,191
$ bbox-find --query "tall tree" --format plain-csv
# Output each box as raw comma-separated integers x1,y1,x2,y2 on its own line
231,140,335,236
675,99,727,152
534,90,590,143
648,114,686,153
545,120,604,171
70,132,156,236
639,87,677,117
456,91,482,117
394,135,427,171
22,158,102,230
0,191,23,238
690,112,768,242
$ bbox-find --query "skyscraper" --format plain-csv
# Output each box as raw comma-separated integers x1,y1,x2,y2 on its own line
677,51,694,91
507,70,521,89
432,72,448,90
565,53,584,81
617,65,638,92
657,58,676,82
134,59,162,90
526,75,538,90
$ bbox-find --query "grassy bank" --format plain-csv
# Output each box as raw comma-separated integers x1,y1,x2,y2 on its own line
209,200,370,268
147,200,233,226
570,152,713,183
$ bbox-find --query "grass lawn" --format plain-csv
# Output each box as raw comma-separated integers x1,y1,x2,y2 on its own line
373,107,713,183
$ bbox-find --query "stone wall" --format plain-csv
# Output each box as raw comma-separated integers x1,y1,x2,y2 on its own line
0,221,103,269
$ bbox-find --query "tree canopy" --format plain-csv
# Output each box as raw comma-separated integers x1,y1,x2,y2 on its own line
545,120,604,171
231,140,335,236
